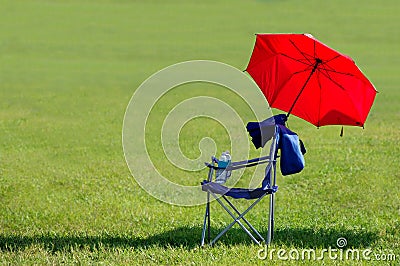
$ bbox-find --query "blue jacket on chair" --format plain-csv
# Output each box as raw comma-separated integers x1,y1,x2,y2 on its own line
276,124,305,175
246,114,305,176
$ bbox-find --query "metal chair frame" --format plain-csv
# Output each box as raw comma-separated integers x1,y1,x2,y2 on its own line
201,133,278,246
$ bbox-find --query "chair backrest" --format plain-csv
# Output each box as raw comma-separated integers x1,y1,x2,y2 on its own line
261,126,279,190
246,114,286,149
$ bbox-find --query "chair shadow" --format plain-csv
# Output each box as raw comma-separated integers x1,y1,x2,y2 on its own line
0,226,378,252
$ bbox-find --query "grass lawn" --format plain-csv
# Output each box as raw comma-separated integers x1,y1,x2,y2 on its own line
0,0,399,264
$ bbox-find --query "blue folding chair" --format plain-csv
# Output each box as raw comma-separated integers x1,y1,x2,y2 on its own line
200,114,305,246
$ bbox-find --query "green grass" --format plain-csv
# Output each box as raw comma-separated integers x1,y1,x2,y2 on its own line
1,0,399,264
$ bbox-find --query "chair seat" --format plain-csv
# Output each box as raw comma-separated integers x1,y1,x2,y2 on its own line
201,180,278,199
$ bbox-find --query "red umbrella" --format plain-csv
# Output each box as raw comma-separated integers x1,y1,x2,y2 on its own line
246,33,377,128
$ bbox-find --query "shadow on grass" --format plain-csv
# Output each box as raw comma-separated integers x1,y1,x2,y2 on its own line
272,227,378,248
0,226,378,252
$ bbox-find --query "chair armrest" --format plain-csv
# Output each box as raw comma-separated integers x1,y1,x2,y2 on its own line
204,162,226,170
205,155,279,170
230,155,271,166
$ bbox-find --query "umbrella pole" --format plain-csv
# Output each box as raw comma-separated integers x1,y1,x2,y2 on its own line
287,59,321,118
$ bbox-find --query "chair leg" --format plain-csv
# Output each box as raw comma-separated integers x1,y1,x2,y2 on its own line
207,192,211,243
266,193,275,245
201,203,208,246
201,192,211,246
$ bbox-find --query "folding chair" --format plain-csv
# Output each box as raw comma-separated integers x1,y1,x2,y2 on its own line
200,114,305,246
200,120,279,246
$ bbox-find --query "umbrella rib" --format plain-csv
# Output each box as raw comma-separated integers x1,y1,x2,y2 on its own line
280,53,313,66
319,66,355,77
268,65,315,109
319,56,354,77
270,66,313,104
323,55,341,64
319,68,364,124
318,69,348,91
278,65,314,91
289,40,314,64
319,62,338,72
319,56,348,73
292,65,314,76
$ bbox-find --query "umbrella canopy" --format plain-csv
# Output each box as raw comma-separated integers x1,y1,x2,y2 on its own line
246,33,377,127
